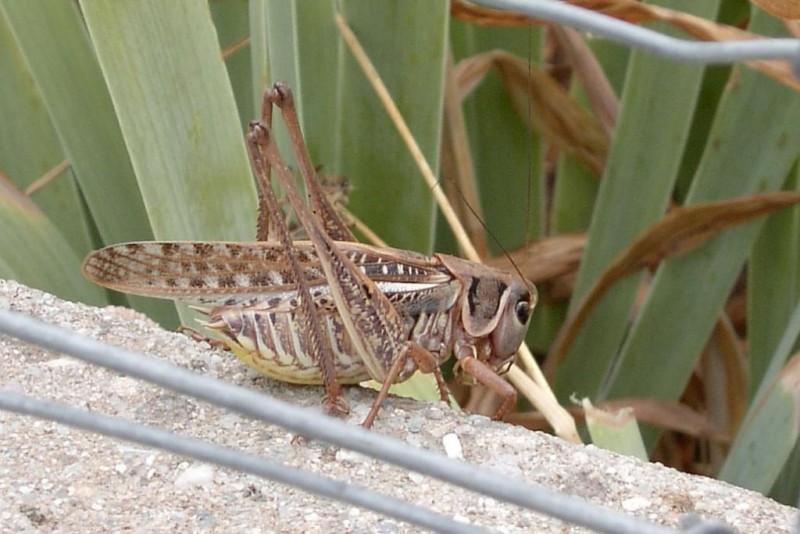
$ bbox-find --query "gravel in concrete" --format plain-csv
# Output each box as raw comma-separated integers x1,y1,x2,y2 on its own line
0,279,797,533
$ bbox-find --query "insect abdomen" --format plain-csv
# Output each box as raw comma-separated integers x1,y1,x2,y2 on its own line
202,300,458,385
203,307,371,385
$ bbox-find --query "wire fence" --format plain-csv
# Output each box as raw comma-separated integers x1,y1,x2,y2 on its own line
2,1,800,532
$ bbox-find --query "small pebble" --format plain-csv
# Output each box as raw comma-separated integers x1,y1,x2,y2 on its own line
175,463,215,489
622,496,651,512
442,433,464,460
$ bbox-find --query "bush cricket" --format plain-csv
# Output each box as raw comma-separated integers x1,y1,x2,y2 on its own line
82,83,537,428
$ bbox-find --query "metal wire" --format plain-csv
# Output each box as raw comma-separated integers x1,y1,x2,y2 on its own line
0,391,484,534
0,307,679,534
474,0,800,77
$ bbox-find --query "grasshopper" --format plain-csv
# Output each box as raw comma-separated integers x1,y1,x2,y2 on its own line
82,83,537,427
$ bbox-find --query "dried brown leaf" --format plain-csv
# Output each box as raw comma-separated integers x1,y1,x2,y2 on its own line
487,233,586,283
455,51,609,176
550,25,618,135
702,316,748,439
752,0,800,20
545,191,800,374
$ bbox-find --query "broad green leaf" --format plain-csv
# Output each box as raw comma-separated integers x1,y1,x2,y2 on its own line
736,298,800,500
552,37,628,235
1,0,153,245
259,1,341,171
79,0,257,242
79,0,258,326
1,1,176,324
450,23,545,251
211,0,254,129
748,166,800,397
254,1,448,253
336,0,447,253
555,0,721,402
719,354,800,492
0,180,104,304
0,10,90,258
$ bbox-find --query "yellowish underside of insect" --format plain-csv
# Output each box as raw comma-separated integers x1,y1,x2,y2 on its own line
202,294,456,386
219,336,371,385
202,304,376,385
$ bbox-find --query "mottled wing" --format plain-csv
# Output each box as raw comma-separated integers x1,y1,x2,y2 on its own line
82,241,453,308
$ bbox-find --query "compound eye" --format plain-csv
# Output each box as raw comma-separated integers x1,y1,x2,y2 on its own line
515,299,532,325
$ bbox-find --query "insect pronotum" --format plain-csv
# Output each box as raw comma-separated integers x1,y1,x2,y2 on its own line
82,83,538,428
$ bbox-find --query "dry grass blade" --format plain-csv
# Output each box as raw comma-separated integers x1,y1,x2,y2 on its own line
220,34,250,60
440,50,489,258
455,50,609,177
506,365,582,442
549,25,618,135
23,159,71,196
545,191,800,374
338,206,389,248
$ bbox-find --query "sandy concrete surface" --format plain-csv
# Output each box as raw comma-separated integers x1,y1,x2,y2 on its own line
0,279,797,533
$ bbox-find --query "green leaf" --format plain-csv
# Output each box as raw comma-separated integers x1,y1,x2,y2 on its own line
0,179,105,304
2,0,180,325
80,0,257,242
450,23,545,251
554,1,721,402
79,0,260,326
211,0,254,128
748,166,800,398
719,354,800,492
1,0,153,245
0,10,91,258
335,0,447,253
583,399,647,461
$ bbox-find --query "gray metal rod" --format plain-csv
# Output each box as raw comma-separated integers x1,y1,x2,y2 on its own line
475,0,800,75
